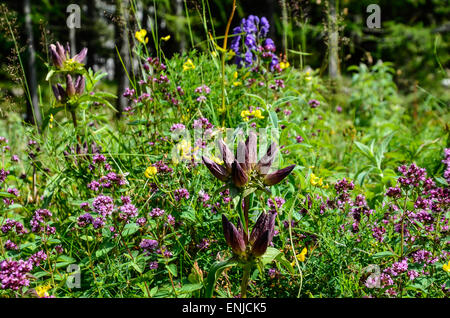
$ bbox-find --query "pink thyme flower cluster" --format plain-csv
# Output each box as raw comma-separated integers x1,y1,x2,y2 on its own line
149,208,165,218
174,188,190,201
30,209,55,235
170,123,185,132
267,197,285,214
3,188,20,206
118,196,138,222
443,148,450,183
0,259,33,291
1,219,27,235
87,172,127,191
194,85,211,103
140,239,158,256
397,163,427,187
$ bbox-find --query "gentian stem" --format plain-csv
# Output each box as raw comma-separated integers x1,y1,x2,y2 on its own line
240,264,251,298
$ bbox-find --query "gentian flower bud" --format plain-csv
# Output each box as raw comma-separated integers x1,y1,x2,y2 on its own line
202,156,229,181
222,214,246,255
251,230,269,257
263,164,296,186
231,160,248,188
66,74,76,97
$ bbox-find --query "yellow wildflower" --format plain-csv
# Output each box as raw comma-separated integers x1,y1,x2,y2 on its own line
443,260,450,272
35,283,52,298
135,29,149,44
49,114,54,129
144,166,158,178
279,61,290,70
310,173,323,187
161,35,171,41
291,247,308,266
232,71,242,86
183,59,196,71
241,108,264,122
305,70,312,81
297,247,308,262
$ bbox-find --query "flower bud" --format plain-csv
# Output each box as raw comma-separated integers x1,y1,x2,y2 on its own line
256,142,278,175
264,164,296,186
202,156,229,181
218,139,234,173
231,160,248,188
66,74,76,97
245,132,257,170
222,214,246,255
251,230,270,257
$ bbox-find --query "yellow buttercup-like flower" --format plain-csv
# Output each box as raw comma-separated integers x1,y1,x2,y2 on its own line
443,260,450,272
161,35,171,41
144,166,158,178
183,59,196,71
279,61,290,70
135,29,149,44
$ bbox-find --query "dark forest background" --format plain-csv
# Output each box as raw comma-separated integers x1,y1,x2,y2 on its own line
0,0,448,124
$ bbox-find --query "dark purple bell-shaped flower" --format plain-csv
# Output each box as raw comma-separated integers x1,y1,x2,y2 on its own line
202,131,295,189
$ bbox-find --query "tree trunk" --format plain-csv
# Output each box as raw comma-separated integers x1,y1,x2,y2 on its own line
115,0,131,118
175,0,186,52
23,0,42,129
328,0,340,83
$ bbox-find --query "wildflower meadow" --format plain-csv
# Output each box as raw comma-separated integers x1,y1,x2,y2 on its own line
0,0,449,301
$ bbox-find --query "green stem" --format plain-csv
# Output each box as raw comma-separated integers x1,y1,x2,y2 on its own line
221,0,236,124
240,265,251,298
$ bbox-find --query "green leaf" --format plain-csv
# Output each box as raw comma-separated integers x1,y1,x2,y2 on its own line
372,251,396,259
261,247,282,265
166,264,178,277
56,255,76,268
122,223,139,237
95,242,114,258
205,258,238,298
132,262,143,274
45,69,55,81
178,283,203,294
